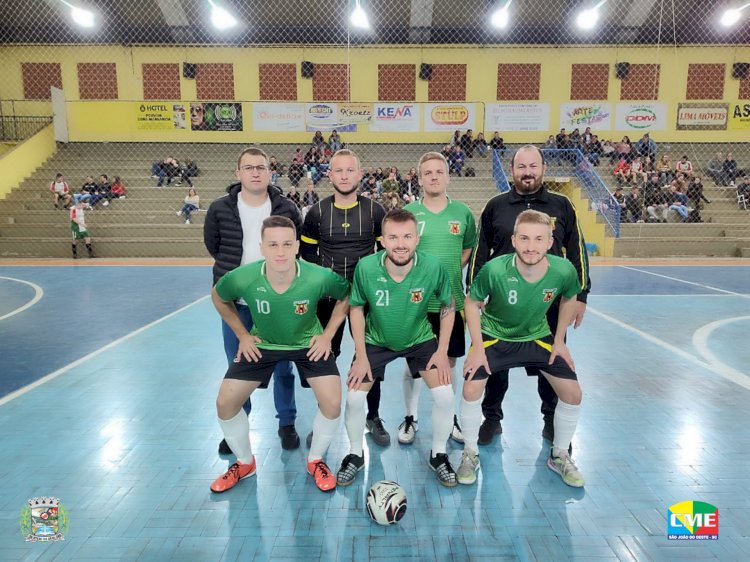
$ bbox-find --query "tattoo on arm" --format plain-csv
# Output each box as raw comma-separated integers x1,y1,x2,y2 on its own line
440,296,456,319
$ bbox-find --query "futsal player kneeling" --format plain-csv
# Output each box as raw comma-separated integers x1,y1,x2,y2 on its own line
338,209,458,488
210,216,350,493
458,210,585,488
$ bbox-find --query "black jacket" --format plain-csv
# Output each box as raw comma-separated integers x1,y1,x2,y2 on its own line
468,185,591,303
204,183,303,285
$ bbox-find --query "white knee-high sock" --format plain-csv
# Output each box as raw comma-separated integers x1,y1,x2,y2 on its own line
344,390,368,456
460,397,482,453
430,385,454,455
218,410,253,464
402,365,421,419
308,409,340,462
552,399,580,457
450,366,462,412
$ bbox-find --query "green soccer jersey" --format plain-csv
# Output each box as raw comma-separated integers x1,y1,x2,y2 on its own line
405,198,477,313
350,250,453,351
469,253,580,342
215,259,349,350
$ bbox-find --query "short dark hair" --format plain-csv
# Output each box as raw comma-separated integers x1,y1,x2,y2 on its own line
237,146,269,169
382,208,417,231
55,173,63,179
511,145,546,168
261,215,296,238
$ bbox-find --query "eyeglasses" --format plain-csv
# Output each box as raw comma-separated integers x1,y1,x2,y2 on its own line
191,107,204,114
239,165,269,173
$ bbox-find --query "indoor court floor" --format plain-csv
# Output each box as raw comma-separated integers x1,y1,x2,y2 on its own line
0,259,748,561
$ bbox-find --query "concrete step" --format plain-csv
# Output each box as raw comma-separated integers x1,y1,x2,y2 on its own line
0,223,207,238
613,237,740,258
0,210,207,226
618,223,727,238
0,238,208,259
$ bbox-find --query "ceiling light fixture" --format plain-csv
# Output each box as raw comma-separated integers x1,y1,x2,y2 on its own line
720,3,750,27
208,0,238,30
58,1,95,28
575,0,609,31
490,1,512,29
350,1,371,29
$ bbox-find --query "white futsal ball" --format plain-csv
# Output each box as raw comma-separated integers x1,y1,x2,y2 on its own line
365,480,407,525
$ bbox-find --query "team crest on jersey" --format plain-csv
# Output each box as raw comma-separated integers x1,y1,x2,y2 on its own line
294,300,309,314
449,221,461,235
410,289,424,303
542,289,556,302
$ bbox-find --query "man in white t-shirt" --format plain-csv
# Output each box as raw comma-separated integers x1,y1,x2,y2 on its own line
50,173,72,209
205,147,304,453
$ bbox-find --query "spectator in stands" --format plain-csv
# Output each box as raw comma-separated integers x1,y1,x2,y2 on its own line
292,147,305,165
668,182,690,221
156,156,180,187
450,145,466,176
644,183,669,223
450,130,461,147
441,144,453,161
302,180,320,209
624,186,644,223
373,166,386,192
304,146,321,172
582,135,602,167
50,173,72,209
381,191,402,211
582,127,593,144
737,176,750,207
316,154,330,184
612,187,627,215
569,128,582,147
400,171,420,203
616,136,632,162
177,187,200,224
110,176,126,199
675,155,694,179
387,166,401,181
555,128,567,148
473,132,488,158
601,140,616,164
460,129,474,158
674,172,688,195
176,160,196,187
613,157,632,186
706,152,723,185
361,176,379,199
90,174,112,207
544,135,556,149
634,133,657,162
288,162,304,188
269,155,280,184
642,155,655,174
286,186,301,209
721,153,739,187
382,171,400,195
630,156,647,185
311,130,326,149
657,154,673,185
490,132,506,151
686,176,709,221
328,129,343,152
75,176,95,206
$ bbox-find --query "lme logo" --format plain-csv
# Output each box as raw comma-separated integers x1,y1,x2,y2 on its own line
667,501,719,540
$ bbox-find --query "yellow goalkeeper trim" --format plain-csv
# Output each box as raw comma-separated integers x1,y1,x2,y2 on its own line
534,339,553,352
300,235,318,245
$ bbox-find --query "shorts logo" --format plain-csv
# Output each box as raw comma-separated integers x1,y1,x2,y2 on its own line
294,300,309,315
449,221,461,235
410,289,424,303
668,501,719,540
20,497,68,542
542,289,556,302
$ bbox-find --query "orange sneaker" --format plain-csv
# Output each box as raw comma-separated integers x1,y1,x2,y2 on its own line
307,459,336,492
210,458,256,493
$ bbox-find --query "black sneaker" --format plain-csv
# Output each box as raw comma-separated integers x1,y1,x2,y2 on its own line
477,419,502,446
428,451,457,487
278,425,300,450
336,453,365,486
365,417,391,446
218,438,232,455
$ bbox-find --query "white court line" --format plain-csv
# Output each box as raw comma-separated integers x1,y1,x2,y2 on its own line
618,265,748,298
0,294,210,407
593,294,747,297
0,276,44,321
693,316,750,382
587,306,750,391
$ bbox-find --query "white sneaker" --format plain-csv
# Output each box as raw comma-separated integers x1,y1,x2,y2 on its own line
456,448,480,485
547,451,585,488
397,416,418,444
450,415,464,444
176,211,182,216
185,219,190,224
102,201,109,206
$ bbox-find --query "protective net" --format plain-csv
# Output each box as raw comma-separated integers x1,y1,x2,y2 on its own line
0,0,748,258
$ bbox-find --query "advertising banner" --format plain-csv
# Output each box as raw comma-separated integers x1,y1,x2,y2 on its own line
304,103,357,132
424,103,477,132
338,103,373,125
135,102,186,130
252,103,305,132
728,102,750,130
190,102,243,131
676,103,728,130
484,103,549,132
370,103,420,132
559,103,612,130
614,103,667,131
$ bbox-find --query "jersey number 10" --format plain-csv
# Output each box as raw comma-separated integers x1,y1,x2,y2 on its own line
256,299,271,314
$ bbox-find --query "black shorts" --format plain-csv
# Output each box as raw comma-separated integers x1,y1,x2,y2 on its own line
362,339,438,382
427,310,466,358
225,348,339,388
470,335,577,381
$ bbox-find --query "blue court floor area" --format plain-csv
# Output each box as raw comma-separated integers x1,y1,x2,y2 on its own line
1,262,749,561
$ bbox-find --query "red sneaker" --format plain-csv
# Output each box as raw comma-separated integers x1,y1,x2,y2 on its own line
307,459,336,492
210,458,256,493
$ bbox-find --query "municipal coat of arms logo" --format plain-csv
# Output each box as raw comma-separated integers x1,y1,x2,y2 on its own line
410,289,424,303
20,497,68,542
542,289,556,302
294,300,309,315
449,221,461,235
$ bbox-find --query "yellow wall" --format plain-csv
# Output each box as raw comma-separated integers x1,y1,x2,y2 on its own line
1,44,749,144
0,124,57,200
553,180,616,257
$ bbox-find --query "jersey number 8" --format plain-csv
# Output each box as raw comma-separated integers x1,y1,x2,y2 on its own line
508,290,517,305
